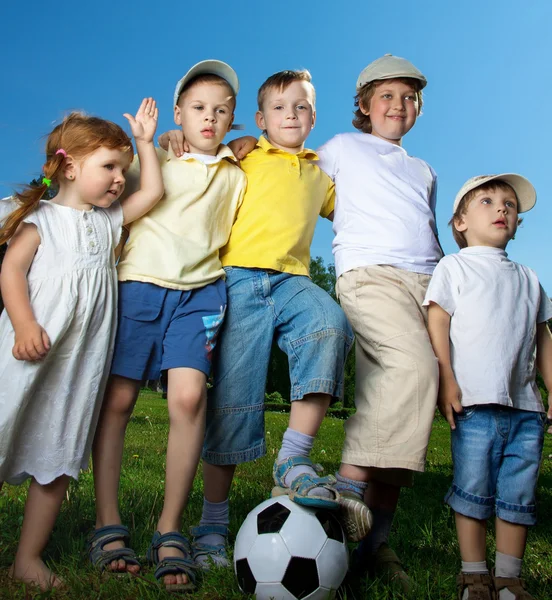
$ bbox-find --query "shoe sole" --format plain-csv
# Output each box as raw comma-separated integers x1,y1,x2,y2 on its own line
339,497,373,542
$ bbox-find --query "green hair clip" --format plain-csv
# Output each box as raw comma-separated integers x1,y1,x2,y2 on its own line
42,177,52,187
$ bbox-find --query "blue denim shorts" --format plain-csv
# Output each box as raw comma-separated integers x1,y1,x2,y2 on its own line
202,268,354,465
111,279,226,380
446,405,545,526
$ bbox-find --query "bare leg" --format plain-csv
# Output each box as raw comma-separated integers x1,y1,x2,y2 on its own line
92,375,141,573
288,393,331,435
156,367,207,588
203,462,236,503
455,513,487,562
495,518,527,559
9,476,69,590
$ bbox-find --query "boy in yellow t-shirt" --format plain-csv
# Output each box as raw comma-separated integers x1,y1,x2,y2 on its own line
161,69,370,569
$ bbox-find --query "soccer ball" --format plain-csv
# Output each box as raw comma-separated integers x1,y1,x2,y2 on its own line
234,496,349,600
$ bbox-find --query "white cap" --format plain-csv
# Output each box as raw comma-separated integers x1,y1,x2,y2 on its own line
453,174,536,213
173,60,239,106
356,54,427,92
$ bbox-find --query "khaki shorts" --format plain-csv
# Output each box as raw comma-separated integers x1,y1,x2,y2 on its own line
336,265,438,484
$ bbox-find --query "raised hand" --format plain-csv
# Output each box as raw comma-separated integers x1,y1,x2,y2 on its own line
13,320,51,361
123,98,159,144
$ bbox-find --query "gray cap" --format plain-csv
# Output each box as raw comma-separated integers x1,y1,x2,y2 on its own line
173,60,239,106
453,174,536,213
356,54,427,92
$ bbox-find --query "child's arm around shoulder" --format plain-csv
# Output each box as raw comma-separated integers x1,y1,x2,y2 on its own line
120,98,164,226
1,222,50,361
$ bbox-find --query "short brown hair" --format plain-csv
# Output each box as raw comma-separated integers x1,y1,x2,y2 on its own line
257,69,315,110
177,74,236,111
449,180,522,248
352,78,423,133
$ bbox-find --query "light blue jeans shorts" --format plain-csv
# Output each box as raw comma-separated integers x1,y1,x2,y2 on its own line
446,404,546,526
202,267,354,465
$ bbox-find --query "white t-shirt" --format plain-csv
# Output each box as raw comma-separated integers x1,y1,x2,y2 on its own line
424,246,552,412
317,132,442,278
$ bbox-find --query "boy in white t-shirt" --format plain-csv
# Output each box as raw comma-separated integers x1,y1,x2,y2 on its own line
315,54,442,591
424,174,552,600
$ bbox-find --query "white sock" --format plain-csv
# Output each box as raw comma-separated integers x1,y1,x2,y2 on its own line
495,552,522,600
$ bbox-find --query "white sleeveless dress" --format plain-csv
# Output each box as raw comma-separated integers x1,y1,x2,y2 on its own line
0,200,122,485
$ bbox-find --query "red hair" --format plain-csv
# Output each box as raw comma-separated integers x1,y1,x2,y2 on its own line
0,112,133,246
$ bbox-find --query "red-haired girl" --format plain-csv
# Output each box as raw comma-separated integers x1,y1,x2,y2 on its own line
0,98,163,590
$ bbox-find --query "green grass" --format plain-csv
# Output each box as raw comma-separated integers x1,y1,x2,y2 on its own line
1,389,551,599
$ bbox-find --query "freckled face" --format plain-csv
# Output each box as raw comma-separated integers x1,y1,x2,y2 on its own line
361,79,419,145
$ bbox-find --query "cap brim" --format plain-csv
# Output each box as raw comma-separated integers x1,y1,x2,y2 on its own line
356,72,427,92
174,60,239,106
454,173,536,213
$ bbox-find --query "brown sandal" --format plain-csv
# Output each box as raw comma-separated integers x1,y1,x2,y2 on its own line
493,575,534,599
457,572,495,599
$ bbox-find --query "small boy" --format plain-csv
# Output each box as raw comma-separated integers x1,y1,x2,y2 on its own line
315,54,441,591
160,69,369,568
89,60,246,592
425,174,552,600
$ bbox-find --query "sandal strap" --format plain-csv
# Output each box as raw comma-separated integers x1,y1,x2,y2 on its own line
154,556,197,584
91,547,140,571
87,524,140,571
147,530,193,566
87,524,131,549
189,524,229,539
273,456,323,485
289,472,338,496
493,576,531,598
456,573,494,600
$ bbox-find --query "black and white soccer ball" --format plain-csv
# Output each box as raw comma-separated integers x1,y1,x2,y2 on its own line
234,495,348,600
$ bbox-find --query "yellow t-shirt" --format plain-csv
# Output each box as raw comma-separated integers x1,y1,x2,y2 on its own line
220,136,335,276
117,146,246,290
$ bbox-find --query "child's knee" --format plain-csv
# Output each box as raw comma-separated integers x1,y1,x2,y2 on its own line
103,377,140,418
168,387,206,421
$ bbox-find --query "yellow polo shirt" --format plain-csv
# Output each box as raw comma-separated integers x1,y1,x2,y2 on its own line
221,136,334,276
118,145,246,290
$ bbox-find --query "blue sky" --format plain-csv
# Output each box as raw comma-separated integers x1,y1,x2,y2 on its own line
1,1,551,291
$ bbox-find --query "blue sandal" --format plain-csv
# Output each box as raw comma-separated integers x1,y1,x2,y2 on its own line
87,524,141,573
190,524,230,570
147,530,197,592
271,456,340,510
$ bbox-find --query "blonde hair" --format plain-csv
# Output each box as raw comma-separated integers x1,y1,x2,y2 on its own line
352,78,423,133
0,113,133,246
257,69,315,110
449,180,522,248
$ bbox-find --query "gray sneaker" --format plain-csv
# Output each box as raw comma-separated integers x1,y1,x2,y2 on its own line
338,492,373,542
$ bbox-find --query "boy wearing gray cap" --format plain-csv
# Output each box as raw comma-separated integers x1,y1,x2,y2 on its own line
424,174,552,600
89,60,246,592
316,54,441,591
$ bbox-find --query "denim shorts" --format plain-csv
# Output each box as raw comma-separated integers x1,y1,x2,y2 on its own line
446,405,545,526
111,279,226,380
202,267,354,465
